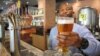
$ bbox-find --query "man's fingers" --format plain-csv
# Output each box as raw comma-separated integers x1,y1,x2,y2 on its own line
57,32,81,47
59,32,70,36
58,35,67,39
59,32,79,37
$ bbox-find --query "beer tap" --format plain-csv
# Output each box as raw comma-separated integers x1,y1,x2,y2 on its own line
0,16,5,43
7,13,20,56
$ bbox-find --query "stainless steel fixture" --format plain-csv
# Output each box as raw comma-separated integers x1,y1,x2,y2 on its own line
0,16,5,43
0,13,21,56
7,13,20,56
77,7,99,35
99,13,100,29
0,13,41,56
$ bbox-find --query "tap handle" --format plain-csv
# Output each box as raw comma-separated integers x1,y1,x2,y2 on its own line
8,13,16,27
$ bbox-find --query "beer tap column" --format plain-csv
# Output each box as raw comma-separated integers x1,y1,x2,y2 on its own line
0,16,5,43
7,13,20,56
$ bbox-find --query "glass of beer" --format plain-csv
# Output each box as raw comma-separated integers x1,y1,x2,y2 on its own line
57,17,74,54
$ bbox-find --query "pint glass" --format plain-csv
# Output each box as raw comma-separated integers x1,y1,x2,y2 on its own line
57,17,74,53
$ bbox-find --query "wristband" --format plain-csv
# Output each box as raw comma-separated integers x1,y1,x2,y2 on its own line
79,38,89,49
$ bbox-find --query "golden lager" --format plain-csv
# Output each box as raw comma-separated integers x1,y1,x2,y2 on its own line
57,17,74,33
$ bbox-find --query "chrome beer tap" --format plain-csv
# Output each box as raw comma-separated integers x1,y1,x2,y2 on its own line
0,16,5,43
7,13,20,56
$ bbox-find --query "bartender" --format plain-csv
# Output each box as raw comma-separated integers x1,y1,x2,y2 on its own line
49,1,100,56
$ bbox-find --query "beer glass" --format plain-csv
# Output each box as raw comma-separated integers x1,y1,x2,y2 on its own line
57,17,74,33
57,17,74,54
44,49,72,56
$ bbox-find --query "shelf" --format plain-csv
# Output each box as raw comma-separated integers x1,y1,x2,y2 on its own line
32,14,44,17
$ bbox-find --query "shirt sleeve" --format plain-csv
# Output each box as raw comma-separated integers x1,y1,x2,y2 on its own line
48,26,58,50
48,29,53,50
75,24,100,56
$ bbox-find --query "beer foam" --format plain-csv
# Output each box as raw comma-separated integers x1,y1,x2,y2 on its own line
57,19,74,24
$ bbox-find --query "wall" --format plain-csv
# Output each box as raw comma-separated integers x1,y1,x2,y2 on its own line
45,0,56,29
72,0,100,18
38,0,56,29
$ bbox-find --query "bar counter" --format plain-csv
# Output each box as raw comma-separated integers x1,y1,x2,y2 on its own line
0,40,44,56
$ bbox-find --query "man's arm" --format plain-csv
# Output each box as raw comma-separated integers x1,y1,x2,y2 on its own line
75,24,100,56
81,32,100,56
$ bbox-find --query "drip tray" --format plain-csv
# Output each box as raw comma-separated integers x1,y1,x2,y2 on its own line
3,39,43,56
20,46,37,56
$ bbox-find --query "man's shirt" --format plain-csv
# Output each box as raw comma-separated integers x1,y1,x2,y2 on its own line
49,23,100,56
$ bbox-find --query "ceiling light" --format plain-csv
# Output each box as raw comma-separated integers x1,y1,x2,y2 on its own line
26,1,29,4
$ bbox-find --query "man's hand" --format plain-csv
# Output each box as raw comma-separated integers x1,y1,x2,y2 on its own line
57,32,82,48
